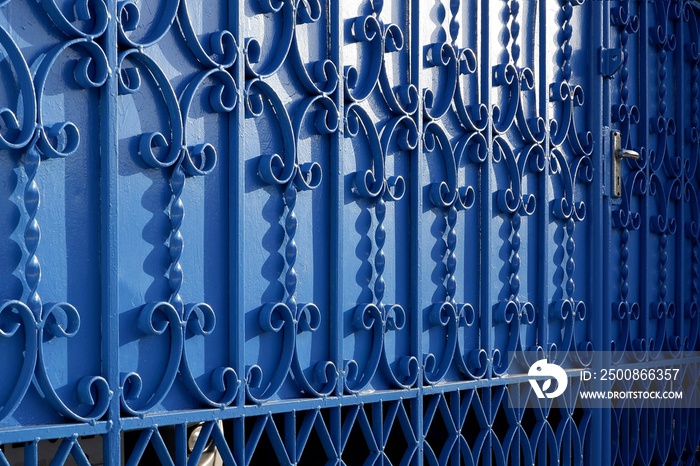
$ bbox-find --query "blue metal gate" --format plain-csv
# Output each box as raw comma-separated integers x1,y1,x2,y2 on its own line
0,0,698,464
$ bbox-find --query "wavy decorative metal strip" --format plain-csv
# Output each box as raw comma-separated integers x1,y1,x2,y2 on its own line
245,81,298,402
21,141,42,317
487,5,533,373
376,115,419,389
684,3,700,353
546,1,594,362
452,135,489,379
549,149,589,361
649,0,685,356
611,142,645,359
684,183,700,351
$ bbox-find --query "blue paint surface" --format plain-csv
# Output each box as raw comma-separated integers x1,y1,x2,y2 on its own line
0,0,698,464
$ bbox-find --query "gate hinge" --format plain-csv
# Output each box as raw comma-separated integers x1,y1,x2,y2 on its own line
600,48,624,78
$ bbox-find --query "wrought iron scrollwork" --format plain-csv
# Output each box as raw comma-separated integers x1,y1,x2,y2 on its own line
117,13,240,412
247,82,338,401
344,104,418,392
422,122,483,383
0,13,116,420
0,300,37,420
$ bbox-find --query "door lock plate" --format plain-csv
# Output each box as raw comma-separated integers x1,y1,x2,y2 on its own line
612,130,640,198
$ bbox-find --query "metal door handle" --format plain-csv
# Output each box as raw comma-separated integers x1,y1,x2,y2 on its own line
616,148,639,160
612,131,638,198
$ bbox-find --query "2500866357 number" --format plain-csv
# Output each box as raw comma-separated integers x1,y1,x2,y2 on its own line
599,368,680,381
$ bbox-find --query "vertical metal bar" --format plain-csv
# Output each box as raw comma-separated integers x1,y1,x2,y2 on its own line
410,0,423,460
330,407,341,463
675,0,686,348
284,412,296,462
174,424,187,465
24,441,38,466
330,0,344,398
230,0,246,462
233,418,245,466
480,2,493,462
100,0,120,462
588,0,608,464
480,0,493,382
538,0,551,357
639,0,651,357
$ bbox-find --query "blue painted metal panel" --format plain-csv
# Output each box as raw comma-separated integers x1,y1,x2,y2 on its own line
0,0,697,464
608,1,700,464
